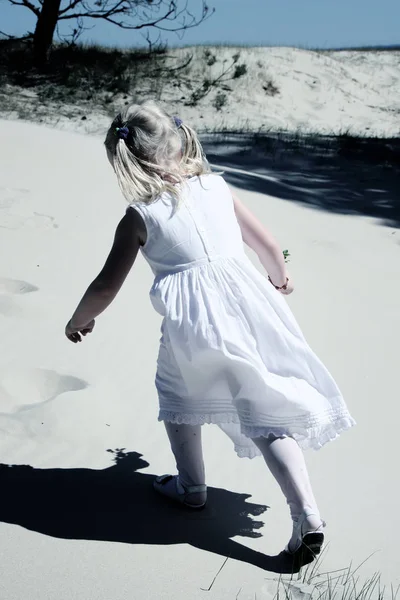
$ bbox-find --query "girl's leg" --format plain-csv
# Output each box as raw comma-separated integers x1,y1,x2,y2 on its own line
252,436,323,545
163,421,207,505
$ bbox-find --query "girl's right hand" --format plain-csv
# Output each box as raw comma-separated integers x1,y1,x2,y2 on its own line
65,319,95,343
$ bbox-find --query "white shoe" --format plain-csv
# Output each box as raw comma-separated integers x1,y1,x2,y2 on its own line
285,511,326,555
153,474,207,509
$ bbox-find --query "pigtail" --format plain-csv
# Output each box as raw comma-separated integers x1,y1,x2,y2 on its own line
179,123,211,177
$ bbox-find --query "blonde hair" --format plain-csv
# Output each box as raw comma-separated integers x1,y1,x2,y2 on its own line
104,100,210,205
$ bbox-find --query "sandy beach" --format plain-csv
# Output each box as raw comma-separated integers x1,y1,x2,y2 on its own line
1,118,400,599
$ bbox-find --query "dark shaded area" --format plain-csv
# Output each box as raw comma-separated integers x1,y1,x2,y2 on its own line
0,38,168,97
202,133,400,228
321,45,400,52
0,449,307,575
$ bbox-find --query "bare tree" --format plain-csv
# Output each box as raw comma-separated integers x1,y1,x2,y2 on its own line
5,0,213,65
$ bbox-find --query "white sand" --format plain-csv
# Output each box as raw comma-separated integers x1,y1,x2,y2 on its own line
1,119,400,599
2,47,399,137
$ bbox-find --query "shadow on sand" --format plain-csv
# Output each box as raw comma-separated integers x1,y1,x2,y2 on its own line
0,449,307,575
203,134,400,228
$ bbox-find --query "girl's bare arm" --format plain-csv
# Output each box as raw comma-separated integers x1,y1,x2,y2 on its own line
66,207,146,341
232,192,288,288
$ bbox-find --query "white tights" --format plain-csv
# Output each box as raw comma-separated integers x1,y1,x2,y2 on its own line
252,435,320,522
164,422,320,523
164,422,206,489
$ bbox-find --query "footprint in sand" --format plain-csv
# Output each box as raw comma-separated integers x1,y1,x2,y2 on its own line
0,187,29,210
0,187,58,230
0,277,39,317
0,368,88,414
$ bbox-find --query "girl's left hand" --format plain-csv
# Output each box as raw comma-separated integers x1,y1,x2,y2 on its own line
65,319,95,343
280,280,294,295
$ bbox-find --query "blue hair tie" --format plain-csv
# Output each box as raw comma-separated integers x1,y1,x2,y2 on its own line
173,116,183,128
115,126,129,140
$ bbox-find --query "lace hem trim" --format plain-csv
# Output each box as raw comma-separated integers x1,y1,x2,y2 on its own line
158,411,356,459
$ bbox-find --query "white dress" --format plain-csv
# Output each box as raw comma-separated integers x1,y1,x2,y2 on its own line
132,174,355,459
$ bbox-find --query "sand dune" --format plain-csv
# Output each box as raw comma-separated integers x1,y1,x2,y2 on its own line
1,47,399,137
1,119,400,599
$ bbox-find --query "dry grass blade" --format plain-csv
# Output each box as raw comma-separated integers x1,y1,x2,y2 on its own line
200,556,229,592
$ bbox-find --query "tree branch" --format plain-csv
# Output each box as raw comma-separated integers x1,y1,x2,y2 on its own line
8,0,41,17
56,0,212,33
58,0,83,16
0,29,33,40
58,0,132,21
0,30,14,39
56,15,94,45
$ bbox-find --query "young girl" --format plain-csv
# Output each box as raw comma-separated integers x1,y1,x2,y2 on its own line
65,100,355,560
